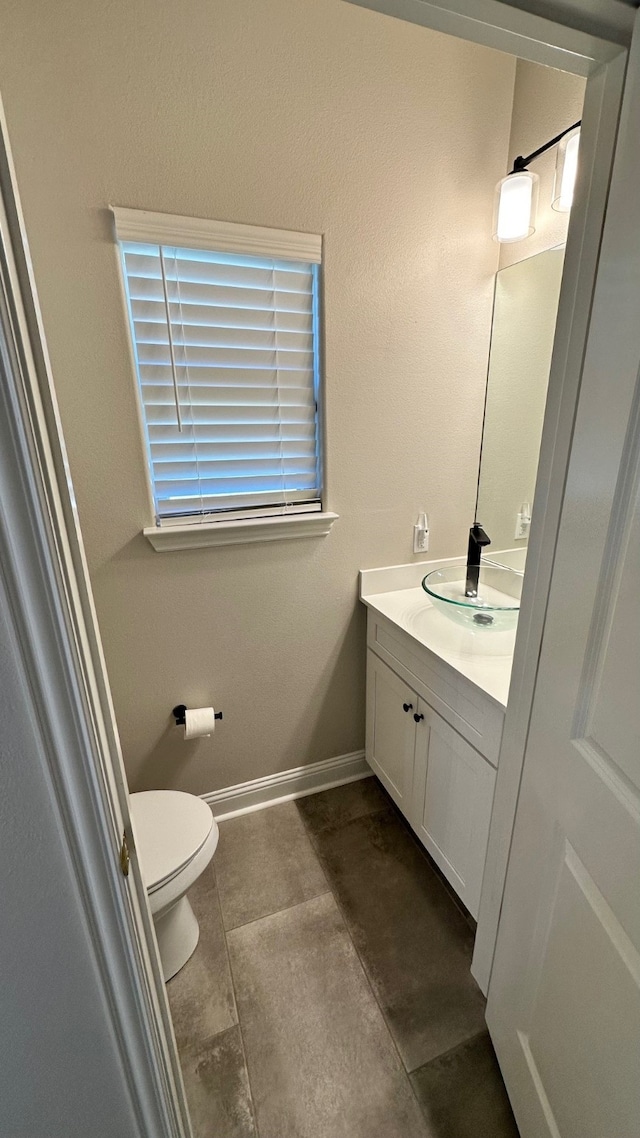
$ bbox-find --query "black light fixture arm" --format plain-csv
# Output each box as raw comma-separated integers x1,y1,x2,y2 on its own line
511,119,581,174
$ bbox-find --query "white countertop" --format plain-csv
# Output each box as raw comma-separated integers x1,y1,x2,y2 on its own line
360,560,515,709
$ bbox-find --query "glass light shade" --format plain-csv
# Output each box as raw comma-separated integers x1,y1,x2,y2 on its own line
552,127,580,212
493,171,539,243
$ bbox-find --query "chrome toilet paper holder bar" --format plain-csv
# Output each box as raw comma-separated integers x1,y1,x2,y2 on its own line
172,704,223,726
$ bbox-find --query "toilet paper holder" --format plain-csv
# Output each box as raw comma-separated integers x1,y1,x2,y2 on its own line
172,704,223,726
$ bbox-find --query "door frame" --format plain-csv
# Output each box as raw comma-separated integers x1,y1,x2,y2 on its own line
485,11,640,1123
350,0,630,993
0,102,192,1138
0,1,632,1132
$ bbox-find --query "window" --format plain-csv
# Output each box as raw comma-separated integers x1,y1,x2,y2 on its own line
113,209,336,549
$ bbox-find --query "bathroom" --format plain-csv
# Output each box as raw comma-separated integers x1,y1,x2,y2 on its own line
2,0,628,1135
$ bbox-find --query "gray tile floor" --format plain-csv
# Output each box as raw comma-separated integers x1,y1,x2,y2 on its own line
167,778,519,1138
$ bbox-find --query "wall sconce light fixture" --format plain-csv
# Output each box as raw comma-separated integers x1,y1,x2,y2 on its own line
493,120,581,243
552,125,581,212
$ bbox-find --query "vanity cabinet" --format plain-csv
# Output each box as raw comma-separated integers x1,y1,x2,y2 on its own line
365,609,504,919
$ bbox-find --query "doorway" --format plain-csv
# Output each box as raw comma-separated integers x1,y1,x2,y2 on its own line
0,2,633,1137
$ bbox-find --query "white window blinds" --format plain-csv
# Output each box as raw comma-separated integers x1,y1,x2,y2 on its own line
114,212,322,525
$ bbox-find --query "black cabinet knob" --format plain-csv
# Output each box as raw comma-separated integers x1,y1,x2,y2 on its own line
403,702,413,713
413,712,424,723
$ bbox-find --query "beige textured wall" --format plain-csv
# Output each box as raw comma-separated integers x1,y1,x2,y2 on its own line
499,59,586,270
0,0,515,793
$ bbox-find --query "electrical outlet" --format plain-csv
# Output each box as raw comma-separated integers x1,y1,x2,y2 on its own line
413,513,430,553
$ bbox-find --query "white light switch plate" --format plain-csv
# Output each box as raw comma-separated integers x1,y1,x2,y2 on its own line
514,511,530,540
413,524,429,553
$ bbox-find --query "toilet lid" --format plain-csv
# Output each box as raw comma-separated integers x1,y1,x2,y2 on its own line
130,790,215,893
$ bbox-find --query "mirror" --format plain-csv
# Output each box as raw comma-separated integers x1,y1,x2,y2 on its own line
475,244,565,571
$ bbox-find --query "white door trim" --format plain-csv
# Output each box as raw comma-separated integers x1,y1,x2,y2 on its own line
349,0,628,995
485,12,640,1130
347,0,632,69
0,100,192,1138
0,2,630,1131
472,43,628,993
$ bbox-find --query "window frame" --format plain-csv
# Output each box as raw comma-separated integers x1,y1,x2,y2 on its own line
111,207,337,550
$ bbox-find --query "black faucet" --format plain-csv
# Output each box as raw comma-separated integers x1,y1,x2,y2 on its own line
465,523,491,598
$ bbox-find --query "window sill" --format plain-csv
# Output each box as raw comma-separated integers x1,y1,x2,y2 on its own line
143,511,339,552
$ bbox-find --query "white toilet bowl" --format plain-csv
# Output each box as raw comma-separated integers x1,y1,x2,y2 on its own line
130,790,219,981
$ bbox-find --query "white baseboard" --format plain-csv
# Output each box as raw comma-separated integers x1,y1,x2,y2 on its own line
201,750,371,822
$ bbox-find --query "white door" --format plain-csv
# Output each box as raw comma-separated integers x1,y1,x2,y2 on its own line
487,19,640,1138
0,102,192,1137
412,702,495,919
366,652,417,812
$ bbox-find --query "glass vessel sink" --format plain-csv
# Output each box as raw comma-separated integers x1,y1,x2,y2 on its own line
422,564,521,631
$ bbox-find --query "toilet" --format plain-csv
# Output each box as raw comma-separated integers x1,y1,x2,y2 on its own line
130,790,219,982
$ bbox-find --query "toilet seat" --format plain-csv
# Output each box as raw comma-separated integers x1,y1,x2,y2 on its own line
131,789,215,894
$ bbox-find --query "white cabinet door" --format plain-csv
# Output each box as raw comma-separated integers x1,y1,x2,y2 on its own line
412,700,496,919
366,652,417,813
